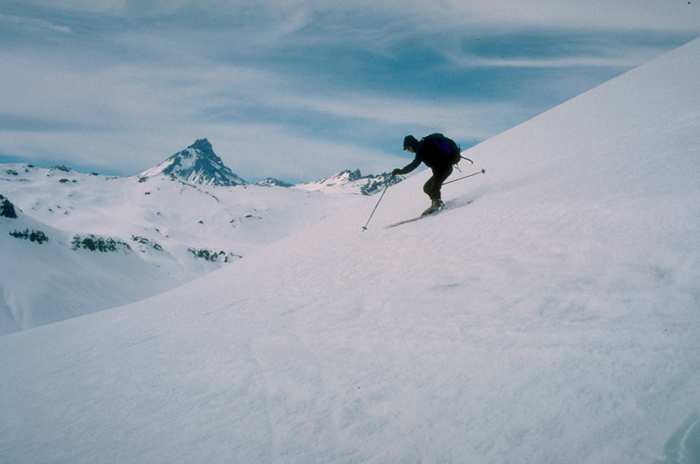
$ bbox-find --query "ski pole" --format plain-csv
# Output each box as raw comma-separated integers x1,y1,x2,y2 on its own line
443,168,485,185
362,179,391,231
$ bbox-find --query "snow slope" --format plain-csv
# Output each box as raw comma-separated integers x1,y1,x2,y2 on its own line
1,38,700,463
0,194,178,335
1,165,338,333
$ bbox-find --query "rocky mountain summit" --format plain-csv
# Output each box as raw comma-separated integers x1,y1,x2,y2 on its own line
255,178,294,188
140,138,246,187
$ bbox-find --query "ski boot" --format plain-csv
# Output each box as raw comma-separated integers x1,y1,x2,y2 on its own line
422,199,444,216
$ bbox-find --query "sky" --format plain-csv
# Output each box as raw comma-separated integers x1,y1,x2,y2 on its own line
0,0,699,183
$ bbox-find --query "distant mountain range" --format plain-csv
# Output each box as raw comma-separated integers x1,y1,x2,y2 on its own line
295,169,402,195
256,178,295,188
139,138,402,195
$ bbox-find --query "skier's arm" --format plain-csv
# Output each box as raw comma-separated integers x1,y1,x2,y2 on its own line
392,157,421,176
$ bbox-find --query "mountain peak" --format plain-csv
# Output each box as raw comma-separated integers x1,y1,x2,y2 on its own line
140,139,246,187
188,138,213,154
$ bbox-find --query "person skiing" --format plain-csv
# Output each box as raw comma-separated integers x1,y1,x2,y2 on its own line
392,134,459,215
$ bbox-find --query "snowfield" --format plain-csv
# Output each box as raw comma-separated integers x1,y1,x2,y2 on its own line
1,38,700,463
0,166,340,334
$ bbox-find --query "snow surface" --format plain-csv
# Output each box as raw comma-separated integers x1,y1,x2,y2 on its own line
1,38,700,463
0,168,338,334
0,199,176,335
140,148,197,177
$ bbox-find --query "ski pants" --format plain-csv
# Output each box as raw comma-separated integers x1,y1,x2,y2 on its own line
423,164,453,200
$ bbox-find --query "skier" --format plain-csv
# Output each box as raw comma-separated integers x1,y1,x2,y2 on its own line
392,134,457,215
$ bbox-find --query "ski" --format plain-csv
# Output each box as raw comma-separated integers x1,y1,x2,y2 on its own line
383,215,425,228
383,200,473,229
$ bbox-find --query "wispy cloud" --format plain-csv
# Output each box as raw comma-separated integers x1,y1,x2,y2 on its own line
0,13,71,34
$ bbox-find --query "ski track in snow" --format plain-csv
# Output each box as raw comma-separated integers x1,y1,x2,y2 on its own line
1,38,700,464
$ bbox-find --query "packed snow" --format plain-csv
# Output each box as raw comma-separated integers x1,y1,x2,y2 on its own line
1,38,699,463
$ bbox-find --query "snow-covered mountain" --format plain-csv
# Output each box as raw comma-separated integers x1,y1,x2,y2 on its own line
255,177,294,188
0,193,179,335
2,38,700,464
0,163,339,334
140,138,397,194
295,168,402,195
1,143,402,335
140,138,246,186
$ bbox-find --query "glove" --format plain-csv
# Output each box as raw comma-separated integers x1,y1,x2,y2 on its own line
392,168,401,176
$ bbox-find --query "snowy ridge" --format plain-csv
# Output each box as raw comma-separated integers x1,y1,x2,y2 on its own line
295,168,402,195
1,38,700,463
256,178,294,188
0,194,177,335
140,138,246,186
0,164,338,334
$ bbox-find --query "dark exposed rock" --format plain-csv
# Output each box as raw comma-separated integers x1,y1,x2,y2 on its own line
71,234,132,253
0,195,18,219
8,229,49,244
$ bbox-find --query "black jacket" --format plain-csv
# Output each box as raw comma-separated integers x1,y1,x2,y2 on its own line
395,138,452,175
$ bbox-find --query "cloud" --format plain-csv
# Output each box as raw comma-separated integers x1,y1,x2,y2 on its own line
444,30,691,70
0,13,71,34
0,113,90,132
9,0,700,34
441,0,700,32
21,0,128,14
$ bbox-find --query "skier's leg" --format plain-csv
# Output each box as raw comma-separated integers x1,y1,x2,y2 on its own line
423,176,436,199
421,165,453,215
424,165,453,200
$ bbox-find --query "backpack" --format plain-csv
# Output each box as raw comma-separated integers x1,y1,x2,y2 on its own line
423,133,461,165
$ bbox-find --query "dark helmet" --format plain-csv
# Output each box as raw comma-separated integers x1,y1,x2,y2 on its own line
403,135,418,151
